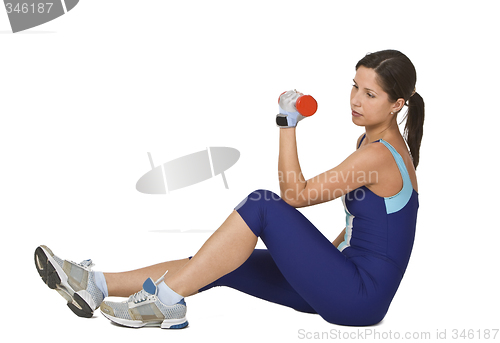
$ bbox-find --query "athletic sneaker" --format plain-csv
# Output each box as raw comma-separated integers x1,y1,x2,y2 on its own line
100,277,188,329
34,245,104,318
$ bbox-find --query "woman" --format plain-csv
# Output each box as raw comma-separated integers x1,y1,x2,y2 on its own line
35,49,424,327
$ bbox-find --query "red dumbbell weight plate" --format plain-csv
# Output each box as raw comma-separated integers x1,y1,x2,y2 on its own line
296,95,318,117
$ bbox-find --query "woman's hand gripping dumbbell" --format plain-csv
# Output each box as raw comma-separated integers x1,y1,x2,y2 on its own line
276,90,318,128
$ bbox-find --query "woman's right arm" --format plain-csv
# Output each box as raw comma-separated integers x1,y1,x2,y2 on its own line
278,127,307,204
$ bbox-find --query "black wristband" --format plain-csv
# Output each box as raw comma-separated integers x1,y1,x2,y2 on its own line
276,115,288,127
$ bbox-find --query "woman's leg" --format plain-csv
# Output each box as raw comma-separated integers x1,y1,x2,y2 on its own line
113,188,350,315
103,189,380,325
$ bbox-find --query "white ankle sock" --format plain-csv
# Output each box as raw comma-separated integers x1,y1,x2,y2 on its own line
156,280,183,305
93,271,108,298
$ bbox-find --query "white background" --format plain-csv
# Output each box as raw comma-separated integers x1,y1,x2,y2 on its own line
1,0,499,342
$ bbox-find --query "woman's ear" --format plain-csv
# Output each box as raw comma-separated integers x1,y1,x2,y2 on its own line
392,98,405,113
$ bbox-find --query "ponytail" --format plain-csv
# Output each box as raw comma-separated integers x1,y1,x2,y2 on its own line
403,92,424,169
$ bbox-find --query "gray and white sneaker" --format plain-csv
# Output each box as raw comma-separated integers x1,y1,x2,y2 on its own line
100,277,188,329
34,245,104,318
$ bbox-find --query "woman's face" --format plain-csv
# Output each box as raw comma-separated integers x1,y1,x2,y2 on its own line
350,66,401,128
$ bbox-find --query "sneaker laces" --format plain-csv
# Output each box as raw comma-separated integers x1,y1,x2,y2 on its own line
79,259,94,268
130,289,150,304
129,271,168,304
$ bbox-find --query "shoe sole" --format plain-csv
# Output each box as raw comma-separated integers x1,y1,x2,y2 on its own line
100,310,188,329
34,245,94,318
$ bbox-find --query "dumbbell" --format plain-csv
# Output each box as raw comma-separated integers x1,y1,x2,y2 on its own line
276,90,318,127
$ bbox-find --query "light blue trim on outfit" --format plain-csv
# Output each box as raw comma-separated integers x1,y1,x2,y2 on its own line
338,195,354,252
378,139,413,214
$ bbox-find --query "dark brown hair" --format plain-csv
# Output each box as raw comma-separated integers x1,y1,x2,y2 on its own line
356,50,425,169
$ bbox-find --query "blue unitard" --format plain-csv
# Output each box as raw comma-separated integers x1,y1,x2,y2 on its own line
200,138,419,326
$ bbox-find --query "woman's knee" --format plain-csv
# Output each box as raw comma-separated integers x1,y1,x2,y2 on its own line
249,189,281,201
235,189,281,211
